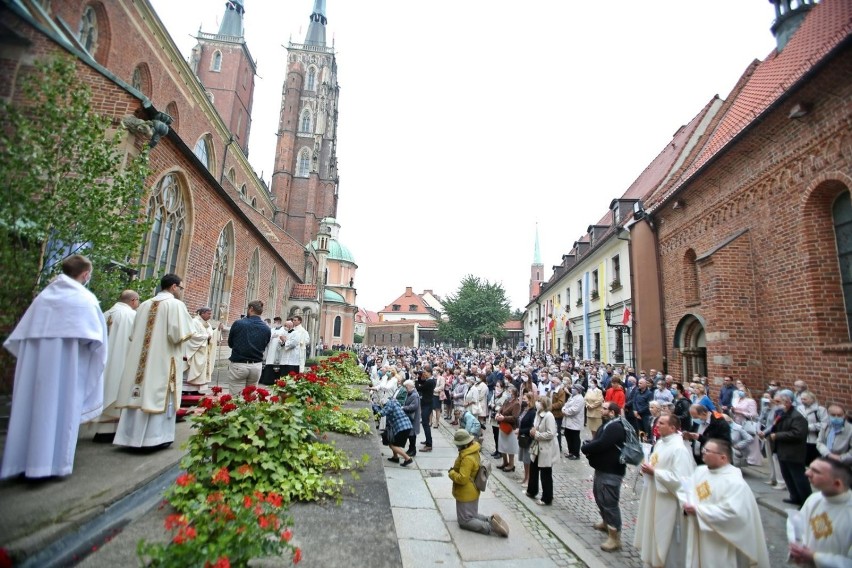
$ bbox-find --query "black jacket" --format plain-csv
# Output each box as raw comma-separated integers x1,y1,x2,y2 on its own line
417,376,436,408
581,418,627,477
688,413,731,464
770,408,808,463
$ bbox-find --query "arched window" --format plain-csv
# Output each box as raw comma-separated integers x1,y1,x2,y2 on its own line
833,191,852,337
306,67,316,91
131,63,151,97
140,173,187,279
226,168,236,186
165,101,179,132
239,184,247,201
333,315,342,337
683,248,699,305
246,249,259,305
300,110,312,133
194,135,214,172
297,149,311,177
211,50,222,72
78,5,98,54
250,197,257,208
268,266,278,318
209,223,234,322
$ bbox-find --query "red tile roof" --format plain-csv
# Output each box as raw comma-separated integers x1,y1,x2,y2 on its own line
367,319,439,329
379,287,434,316
503,320,523,331
290,284,317,300
648,1,852,210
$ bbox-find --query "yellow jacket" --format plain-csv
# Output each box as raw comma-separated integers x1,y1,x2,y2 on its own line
449,442,481,502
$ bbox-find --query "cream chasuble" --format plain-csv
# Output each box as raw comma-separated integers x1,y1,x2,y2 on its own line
800,490,852,567
113,291,193,448
184,315,220,388
634,433,696,567
685,464,770,568
93,301,136,426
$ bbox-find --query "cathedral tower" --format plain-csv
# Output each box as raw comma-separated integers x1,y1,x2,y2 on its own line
191,0,256,155
529,224,544,302
270,0,340,246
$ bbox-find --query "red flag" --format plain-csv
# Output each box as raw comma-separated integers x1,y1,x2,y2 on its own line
549,317,556,331
622,307,631,326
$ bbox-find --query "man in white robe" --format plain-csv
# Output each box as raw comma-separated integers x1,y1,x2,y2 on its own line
285,315,311,372
1,255,107,478
683,438,770,568
113,274,194,449
183,306,221,393
634,414,696,567
789,457,852,567
89,290,139,441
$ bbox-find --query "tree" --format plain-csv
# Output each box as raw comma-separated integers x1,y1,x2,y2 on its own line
438,275,512,346
0,57,151,338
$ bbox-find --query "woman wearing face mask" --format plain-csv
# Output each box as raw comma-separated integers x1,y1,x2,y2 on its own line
585,379,604,436
551,376,567,455
562,384,585,460
517,392,537,488
525,397,559,506
489,381,510,458
496,386,520,471
816,403,852,465
797,391,829,465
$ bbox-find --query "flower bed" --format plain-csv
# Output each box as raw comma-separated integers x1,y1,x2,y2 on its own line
138,353,370,567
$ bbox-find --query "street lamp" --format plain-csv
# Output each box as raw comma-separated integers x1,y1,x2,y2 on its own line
603,304,631,334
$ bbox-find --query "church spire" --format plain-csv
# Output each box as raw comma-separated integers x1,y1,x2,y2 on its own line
533,223,542,265
218,0,245,37
305,0,327,46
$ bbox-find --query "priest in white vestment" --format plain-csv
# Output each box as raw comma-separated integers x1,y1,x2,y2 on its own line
683,438,770,568
113,274,194,449
634,414,696,568
286,315,311,372
88,290,139,440
183,307,221,393
789,456,852,567
1,255,107,478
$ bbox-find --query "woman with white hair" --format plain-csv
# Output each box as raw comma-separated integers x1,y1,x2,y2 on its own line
797,390,829,465
525,396,559,506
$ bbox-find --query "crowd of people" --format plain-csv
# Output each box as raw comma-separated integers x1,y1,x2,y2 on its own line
1,257,313,481
362,344,851,565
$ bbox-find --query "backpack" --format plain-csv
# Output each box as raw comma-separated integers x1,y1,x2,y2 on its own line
474,460,491,492
616,417,644,466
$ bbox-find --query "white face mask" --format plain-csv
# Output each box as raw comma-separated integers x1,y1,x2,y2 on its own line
535,402,543,412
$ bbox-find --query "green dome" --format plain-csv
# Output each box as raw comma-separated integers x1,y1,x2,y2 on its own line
310,238,356,263
324,289,345,303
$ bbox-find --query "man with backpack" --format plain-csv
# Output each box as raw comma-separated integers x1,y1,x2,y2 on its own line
581,402,627,552
448,429,509,537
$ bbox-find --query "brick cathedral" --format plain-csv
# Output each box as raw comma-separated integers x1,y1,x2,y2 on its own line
0,0,359,369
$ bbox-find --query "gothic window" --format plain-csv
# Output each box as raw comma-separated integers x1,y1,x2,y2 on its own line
306,67,316,91
226,168,236,186
131,63,151,97
333,316,341,337
211,50,222,72
78,5,98,54
250,197,257,208
300,110,312,133
140,173,187,280
239,184,247,201
165,101,179,132
297,149,311,177
246,249,259,304
194,134,214,172
683,248,700,304
833,191,852,337
268,266,278,318
209,223,234,322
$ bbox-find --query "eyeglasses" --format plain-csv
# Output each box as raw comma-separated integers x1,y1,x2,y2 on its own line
701,448,724,455
177,285,185,290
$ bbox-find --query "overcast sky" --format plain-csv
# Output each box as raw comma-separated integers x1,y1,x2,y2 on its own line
149,0,779,313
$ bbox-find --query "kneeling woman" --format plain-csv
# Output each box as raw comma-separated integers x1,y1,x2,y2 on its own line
375,398,414,467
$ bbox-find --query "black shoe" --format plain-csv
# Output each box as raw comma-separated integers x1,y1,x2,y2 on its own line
782,498,800,505
567,455,580,460
491,451,501,458
388,457,400,463
401,459,413,467
92,433,116,444
408,449,417,457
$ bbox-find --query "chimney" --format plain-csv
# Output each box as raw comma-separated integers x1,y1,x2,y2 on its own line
405,287,413,296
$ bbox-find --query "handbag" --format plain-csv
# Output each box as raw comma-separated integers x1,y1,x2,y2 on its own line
499,421,513,434
517,432,533,449
380,430,389,446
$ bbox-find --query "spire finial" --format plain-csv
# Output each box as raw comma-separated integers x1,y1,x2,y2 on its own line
534,223,542,265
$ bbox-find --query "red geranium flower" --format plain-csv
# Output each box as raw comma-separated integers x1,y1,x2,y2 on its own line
222,402,237,413
237,464,254,476
276,379,286,387
175,472,195,487
266,492,283,508
205,557,230,568
243,495,253,509
281,528,293,542
257,388,269,398
270,395,280,403
293,547,302,564
219,394,233,403
211,386,223,395
212,467,231,485
164,514,187,530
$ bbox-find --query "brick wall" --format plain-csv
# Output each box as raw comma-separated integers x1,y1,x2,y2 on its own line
654,49,852,406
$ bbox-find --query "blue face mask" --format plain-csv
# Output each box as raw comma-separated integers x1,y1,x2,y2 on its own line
736,390,745,398
830,417,846,428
